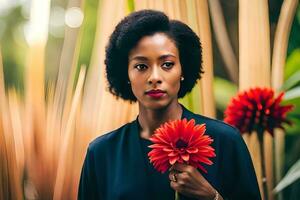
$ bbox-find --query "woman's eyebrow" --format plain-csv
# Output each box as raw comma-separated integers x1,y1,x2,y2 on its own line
158,54,176,60
129,56,148,61
129,54,176,62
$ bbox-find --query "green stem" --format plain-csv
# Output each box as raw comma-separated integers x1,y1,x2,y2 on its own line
257,129,269,200
175,191,180,200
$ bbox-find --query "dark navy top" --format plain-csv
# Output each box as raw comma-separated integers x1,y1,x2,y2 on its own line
78,106,261,200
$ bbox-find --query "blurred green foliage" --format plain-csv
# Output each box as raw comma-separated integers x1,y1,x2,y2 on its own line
277,5,300,199
285,49,300,80
214,77,237,120
0,6,27,91
282,5,300,136
77,0,99,70
127,0,135,12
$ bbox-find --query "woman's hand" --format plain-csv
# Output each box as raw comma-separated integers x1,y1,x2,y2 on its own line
169,163,223,200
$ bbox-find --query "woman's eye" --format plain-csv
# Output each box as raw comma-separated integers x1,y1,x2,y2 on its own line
162,62,174,69
135,64,147,71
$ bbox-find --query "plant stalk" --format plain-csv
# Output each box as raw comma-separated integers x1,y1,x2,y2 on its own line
258,130,269,200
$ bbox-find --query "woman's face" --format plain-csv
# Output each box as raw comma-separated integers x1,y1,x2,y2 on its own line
128,33,182,110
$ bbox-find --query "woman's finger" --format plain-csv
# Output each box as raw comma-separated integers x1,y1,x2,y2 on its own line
169,171,178,182
172,163,188,172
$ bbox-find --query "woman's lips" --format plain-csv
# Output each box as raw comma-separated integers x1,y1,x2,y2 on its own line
146,90,166,98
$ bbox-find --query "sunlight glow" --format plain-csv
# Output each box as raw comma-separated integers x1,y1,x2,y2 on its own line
65,7,84,28
26,0,51,45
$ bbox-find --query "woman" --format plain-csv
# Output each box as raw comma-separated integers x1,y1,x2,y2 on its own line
78,9,261,200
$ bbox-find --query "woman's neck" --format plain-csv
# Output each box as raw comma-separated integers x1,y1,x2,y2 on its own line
138,101,182,139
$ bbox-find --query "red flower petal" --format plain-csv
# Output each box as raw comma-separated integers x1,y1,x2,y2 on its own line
181,153,190,161
148,119,215,173
224,87,294,136
186,147,198,154
169,156,178,165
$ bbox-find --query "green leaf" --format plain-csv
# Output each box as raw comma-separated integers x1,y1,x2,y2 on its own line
214,77,237,111
284,116,300,135
285,49,300,80
282,70,300,90
283,93,300,134
274,159,300,193
284,86,300,100
282,88,300,135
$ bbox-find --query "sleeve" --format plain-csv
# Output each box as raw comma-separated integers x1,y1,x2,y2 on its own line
78,146,99,200
227,132,262,200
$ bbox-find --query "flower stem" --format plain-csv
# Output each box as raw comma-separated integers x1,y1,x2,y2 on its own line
175,191,180,200
258,130,269,200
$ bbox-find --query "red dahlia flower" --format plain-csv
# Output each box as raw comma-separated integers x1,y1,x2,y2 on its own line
148,119,215,173
224,87,293,136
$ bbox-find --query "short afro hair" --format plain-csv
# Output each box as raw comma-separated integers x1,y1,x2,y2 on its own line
105,9,203,102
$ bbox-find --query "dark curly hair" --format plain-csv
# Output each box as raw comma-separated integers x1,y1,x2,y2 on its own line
105,9,203,102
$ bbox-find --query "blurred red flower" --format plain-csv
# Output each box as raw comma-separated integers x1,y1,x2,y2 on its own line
148,119,215,173
224,87,293,136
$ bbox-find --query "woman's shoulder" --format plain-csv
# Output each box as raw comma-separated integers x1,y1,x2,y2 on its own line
185,108,242,142
188,111,249,154
88,120,135,152
194,113,238,132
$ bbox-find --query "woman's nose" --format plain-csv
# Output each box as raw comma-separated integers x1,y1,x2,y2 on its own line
148,67,162,85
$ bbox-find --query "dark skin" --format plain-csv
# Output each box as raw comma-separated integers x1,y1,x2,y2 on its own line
128,32,223,200
169,163,222,200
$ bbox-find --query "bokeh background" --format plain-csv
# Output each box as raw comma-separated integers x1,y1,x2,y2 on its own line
0,0,299,199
